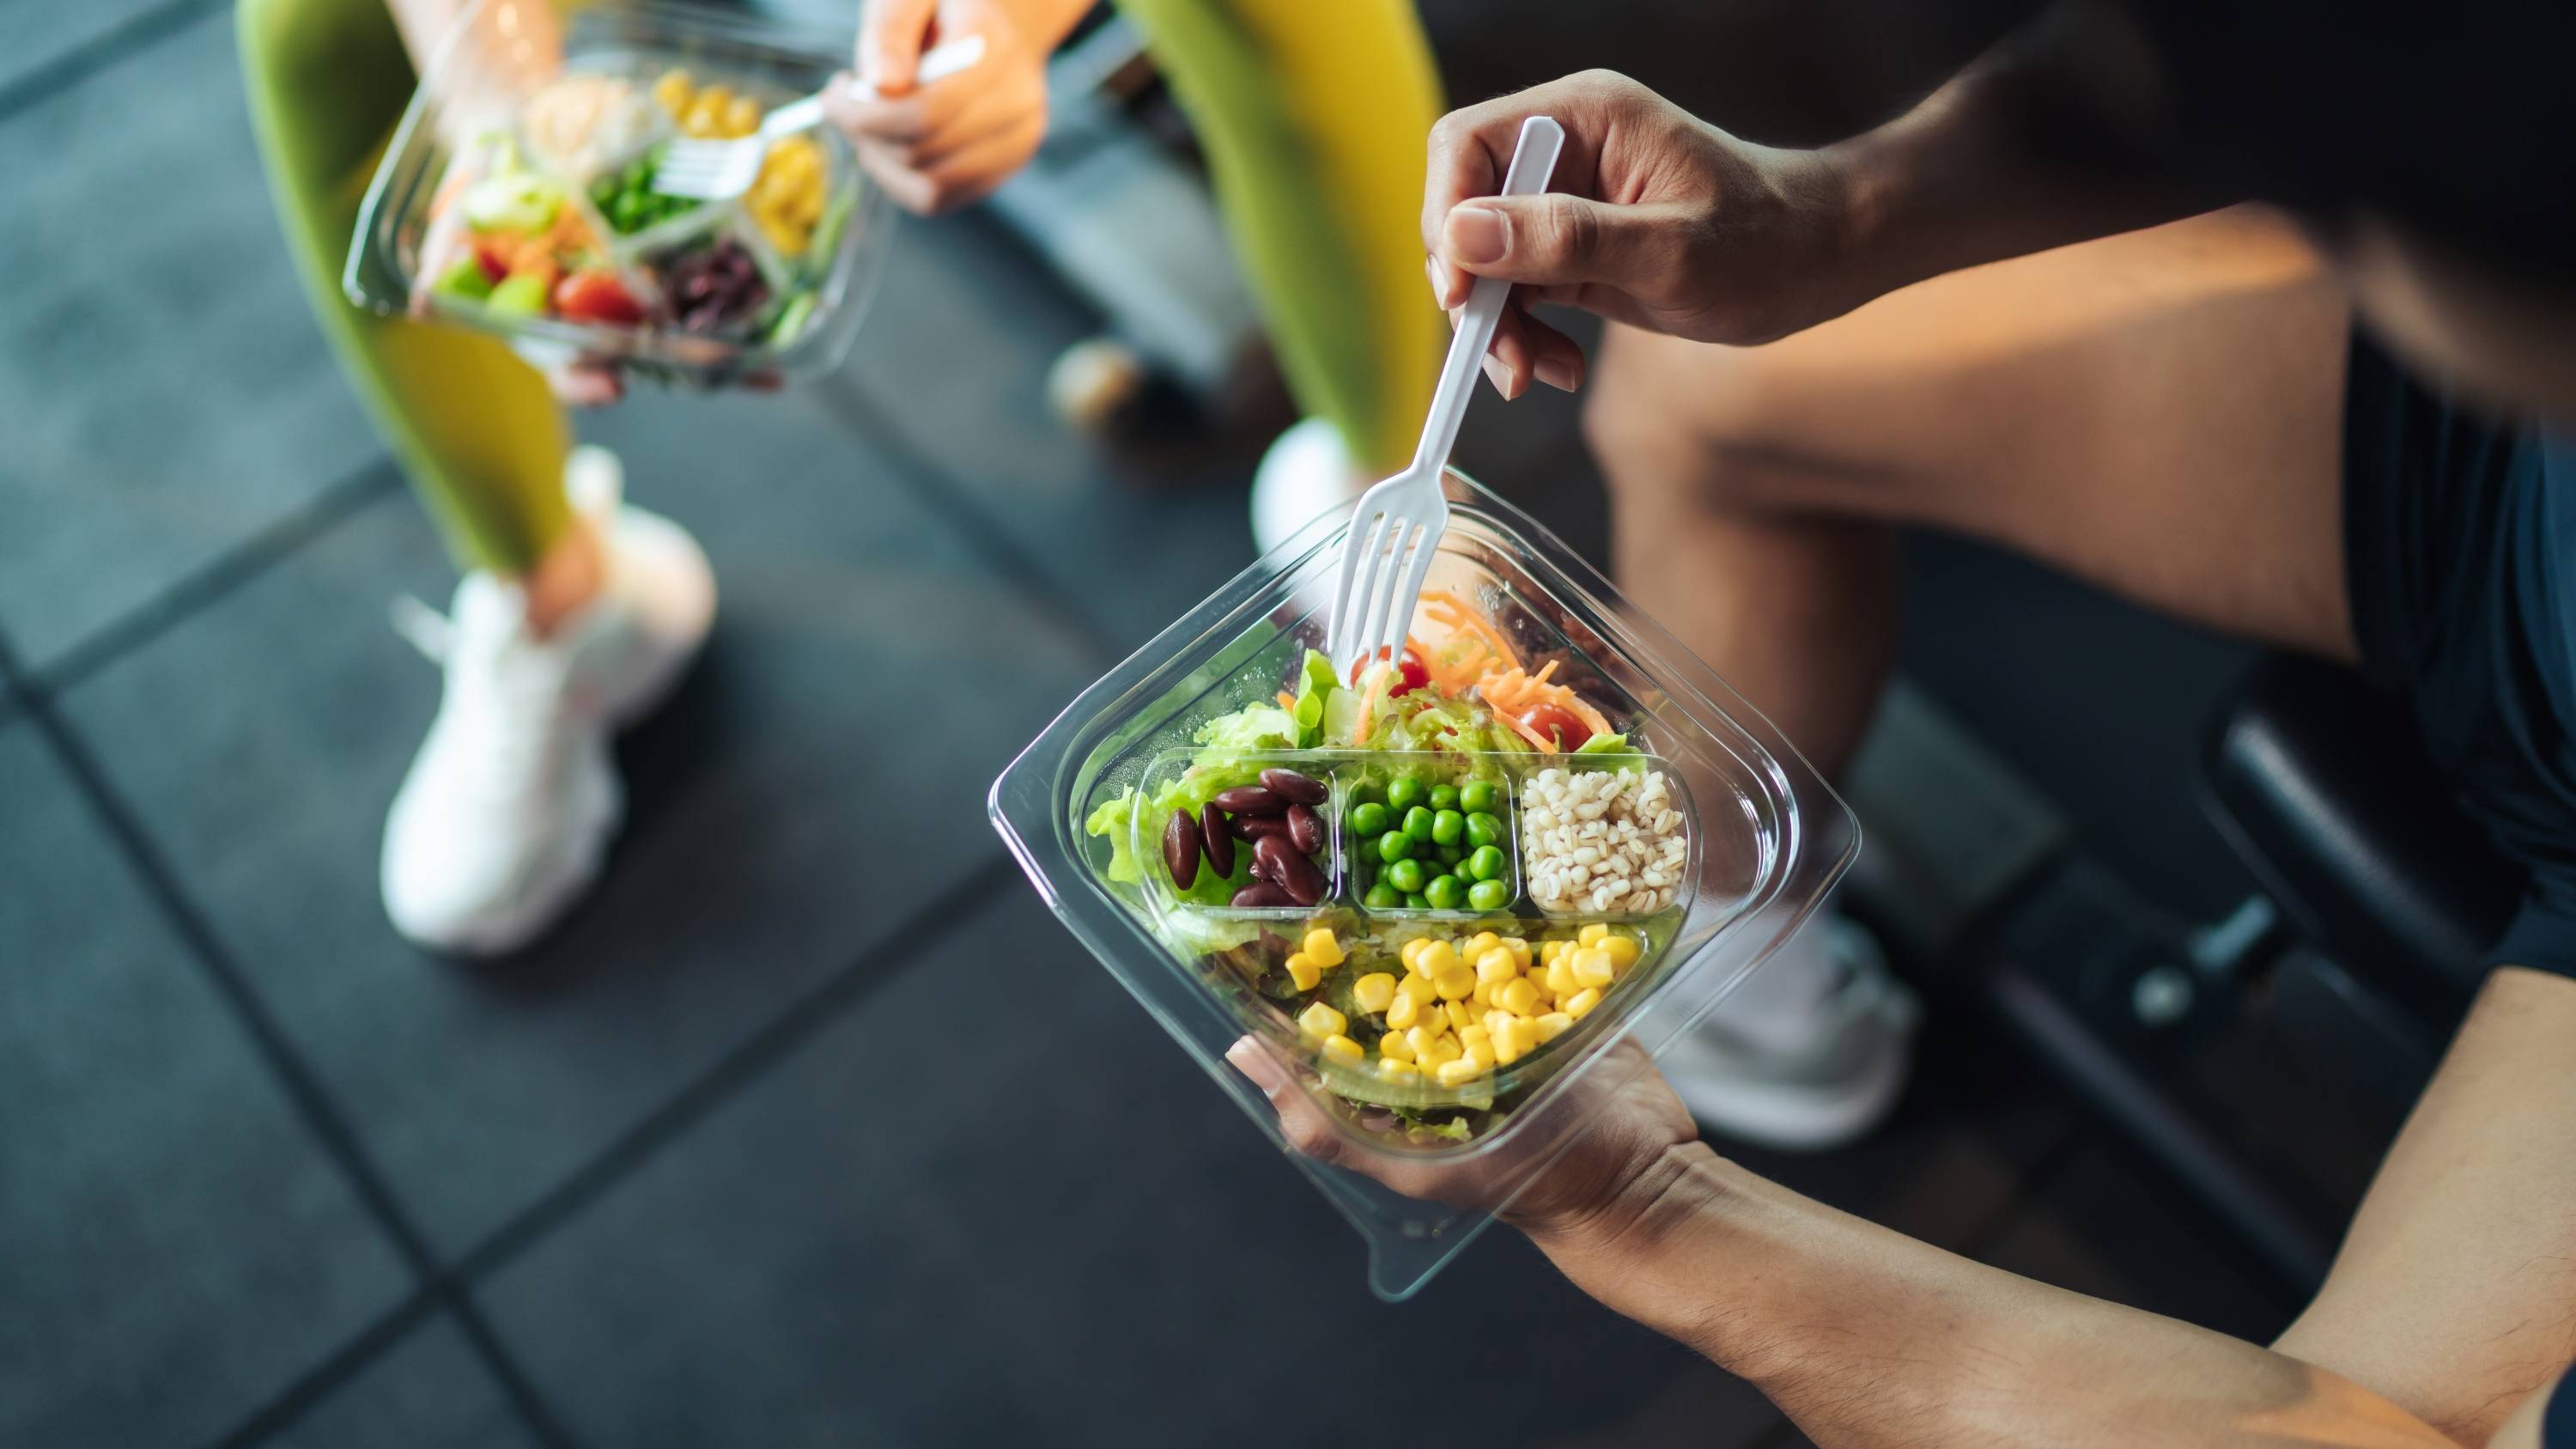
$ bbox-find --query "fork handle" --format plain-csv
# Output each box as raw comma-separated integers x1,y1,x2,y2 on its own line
1410,114,1564,478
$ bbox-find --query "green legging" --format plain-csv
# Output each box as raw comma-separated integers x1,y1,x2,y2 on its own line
240,0,1442,572
240,0,570,575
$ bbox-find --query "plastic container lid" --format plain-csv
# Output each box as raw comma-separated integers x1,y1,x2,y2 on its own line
990,470,1856,1300
345,0,891,389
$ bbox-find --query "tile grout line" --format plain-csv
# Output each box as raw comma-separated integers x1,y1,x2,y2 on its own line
0,0,231,129
447,852,1024,1285
199,1288,442,1449
0,630,579,1449
805,379,1127,667
26,456,405,702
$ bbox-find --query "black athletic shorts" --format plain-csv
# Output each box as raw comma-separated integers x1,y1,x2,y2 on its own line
2343,335,2576,977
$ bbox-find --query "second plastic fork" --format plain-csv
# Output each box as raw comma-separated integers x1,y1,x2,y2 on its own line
653,34,986,202
1324,114,1564,676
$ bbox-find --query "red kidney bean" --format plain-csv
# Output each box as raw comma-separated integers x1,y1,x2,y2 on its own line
1255,835,1327,906
1163,809,1201,891
1231,882,1295,909
1232,813,1291,842
1259,768,1327,806
1200,801,1235,879
1211,786,1286,816
1285,803,1323,854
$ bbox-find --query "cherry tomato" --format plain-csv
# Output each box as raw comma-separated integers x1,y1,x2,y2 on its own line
1514,702,1593,751
553,270,643,326
470,236,514,283
1351,645,1433,696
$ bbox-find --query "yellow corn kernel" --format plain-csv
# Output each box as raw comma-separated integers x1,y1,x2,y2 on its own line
1504,936,1533,968
1482,1010,1515,1043
1303,928,1346,968
1464,1037,1497,1068
1423,1032,1463,1066
1398,972,1439,1006
1406,1025,1444,1062
682,91,731,138
1459,1022,1490,1049
1386,992,1421,1030
723,94,762,138
1579,922,1610,947
1435,1056,1490,1087
1600,932,1641,971
1353,972,1398,1014
1534,1011,1575,1043
1299,1002,1347,1038
1321,1032,1365,1066
1399,938,1427,972
1543,959,1580,999
1284,952,1322,992
1573,948,1617,989
1415,940,1459,979
1504,1016,1540,1057
1377,1057,1420,1081
652,70,695,115
1443,1001,1476,1032
1433,965,1476,1002
1497,978,1541,1016
1469,980,1493,1011
1564,987,1603,1019
1381,1030,1416,1063
1464,931,1501,961
1539,939,1569,965
1475,948,1518,987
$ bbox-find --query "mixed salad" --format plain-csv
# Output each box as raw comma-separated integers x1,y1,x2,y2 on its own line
1086,592,1693,1142
414,66,850,351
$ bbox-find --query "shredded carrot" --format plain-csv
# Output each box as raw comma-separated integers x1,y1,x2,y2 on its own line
1276,690,1297,709
1418,591,1523,696
1476,661,1615,746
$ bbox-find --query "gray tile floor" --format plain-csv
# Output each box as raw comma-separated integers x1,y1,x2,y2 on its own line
1,7,2305,1447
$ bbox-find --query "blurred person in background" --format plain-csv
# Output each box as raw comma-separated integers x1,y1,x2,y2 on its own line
243,0,1444,956
1233,0,2576,1443
242,0,718,959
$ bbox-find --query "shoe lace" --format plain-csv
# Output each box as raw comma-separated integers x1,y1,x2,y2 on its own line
390,594,577,806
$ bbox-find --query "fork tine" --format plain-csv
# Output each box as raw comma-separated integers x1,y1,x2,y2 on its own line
1332,510,1388,668
1385,520,1441,664
1372,521,1425,667
1355,518,1413,675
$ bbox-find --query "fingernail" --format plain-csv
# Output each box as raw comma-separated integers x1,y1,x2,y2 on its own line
1447,204,1509,265
1534,355,1583,393
1480,353,1511,398
1226,1038,1286,1093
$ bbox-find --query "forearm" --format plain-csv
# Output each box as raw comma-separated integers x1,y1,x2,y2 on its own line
1000,0,1093,51
1818,16,2216,310
1531,1145,2459,1449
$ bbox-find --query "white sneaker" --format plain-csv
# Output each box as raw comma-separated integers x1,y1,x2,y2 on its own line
380,447,714,956
1658,916,1921,1151
1250,416,1366,555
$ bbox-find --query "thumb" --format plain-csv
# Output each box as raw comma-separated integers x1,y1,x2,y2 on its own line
1438,192,1674,293
856,0,937,93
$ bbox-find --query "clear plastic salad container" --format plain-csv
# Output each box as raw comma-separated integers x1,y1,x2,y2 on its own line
991,471,1858,1300
346,0,890,388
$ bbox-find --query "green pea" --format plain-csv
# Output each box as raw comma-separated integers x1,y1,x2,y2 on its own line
1425,874,1466,910
1465,813,1501,850
1386,858,1426,894
1466,844,1508,882
1364,882,1402,909
1428,783,1460,813
1431,808,1465,846
1437,843,1465,866
1402,806,1437,843
1404,892,1431,910
1349,801,1390,837
1460,779,1499,814
1376,831,1413,864
1467,878,1511,912
1387,776,1426,812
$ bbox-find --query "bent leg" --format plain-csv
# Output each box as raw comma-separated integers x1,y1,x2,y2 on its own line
1586,205,2354,775
240,0,570,575
1114,0,1443,475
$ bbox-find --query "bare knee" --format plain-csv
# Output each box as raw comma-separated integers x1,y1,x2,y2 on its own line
1583,326,1828,521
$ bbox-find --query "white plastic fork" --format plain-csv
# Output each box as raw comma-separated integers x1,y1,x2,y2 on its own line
1325,113,1564,677
653,34,987,202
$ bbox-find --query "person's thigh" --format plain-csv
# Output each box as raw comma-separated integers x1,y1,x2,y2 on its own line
1591,205,2357,660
